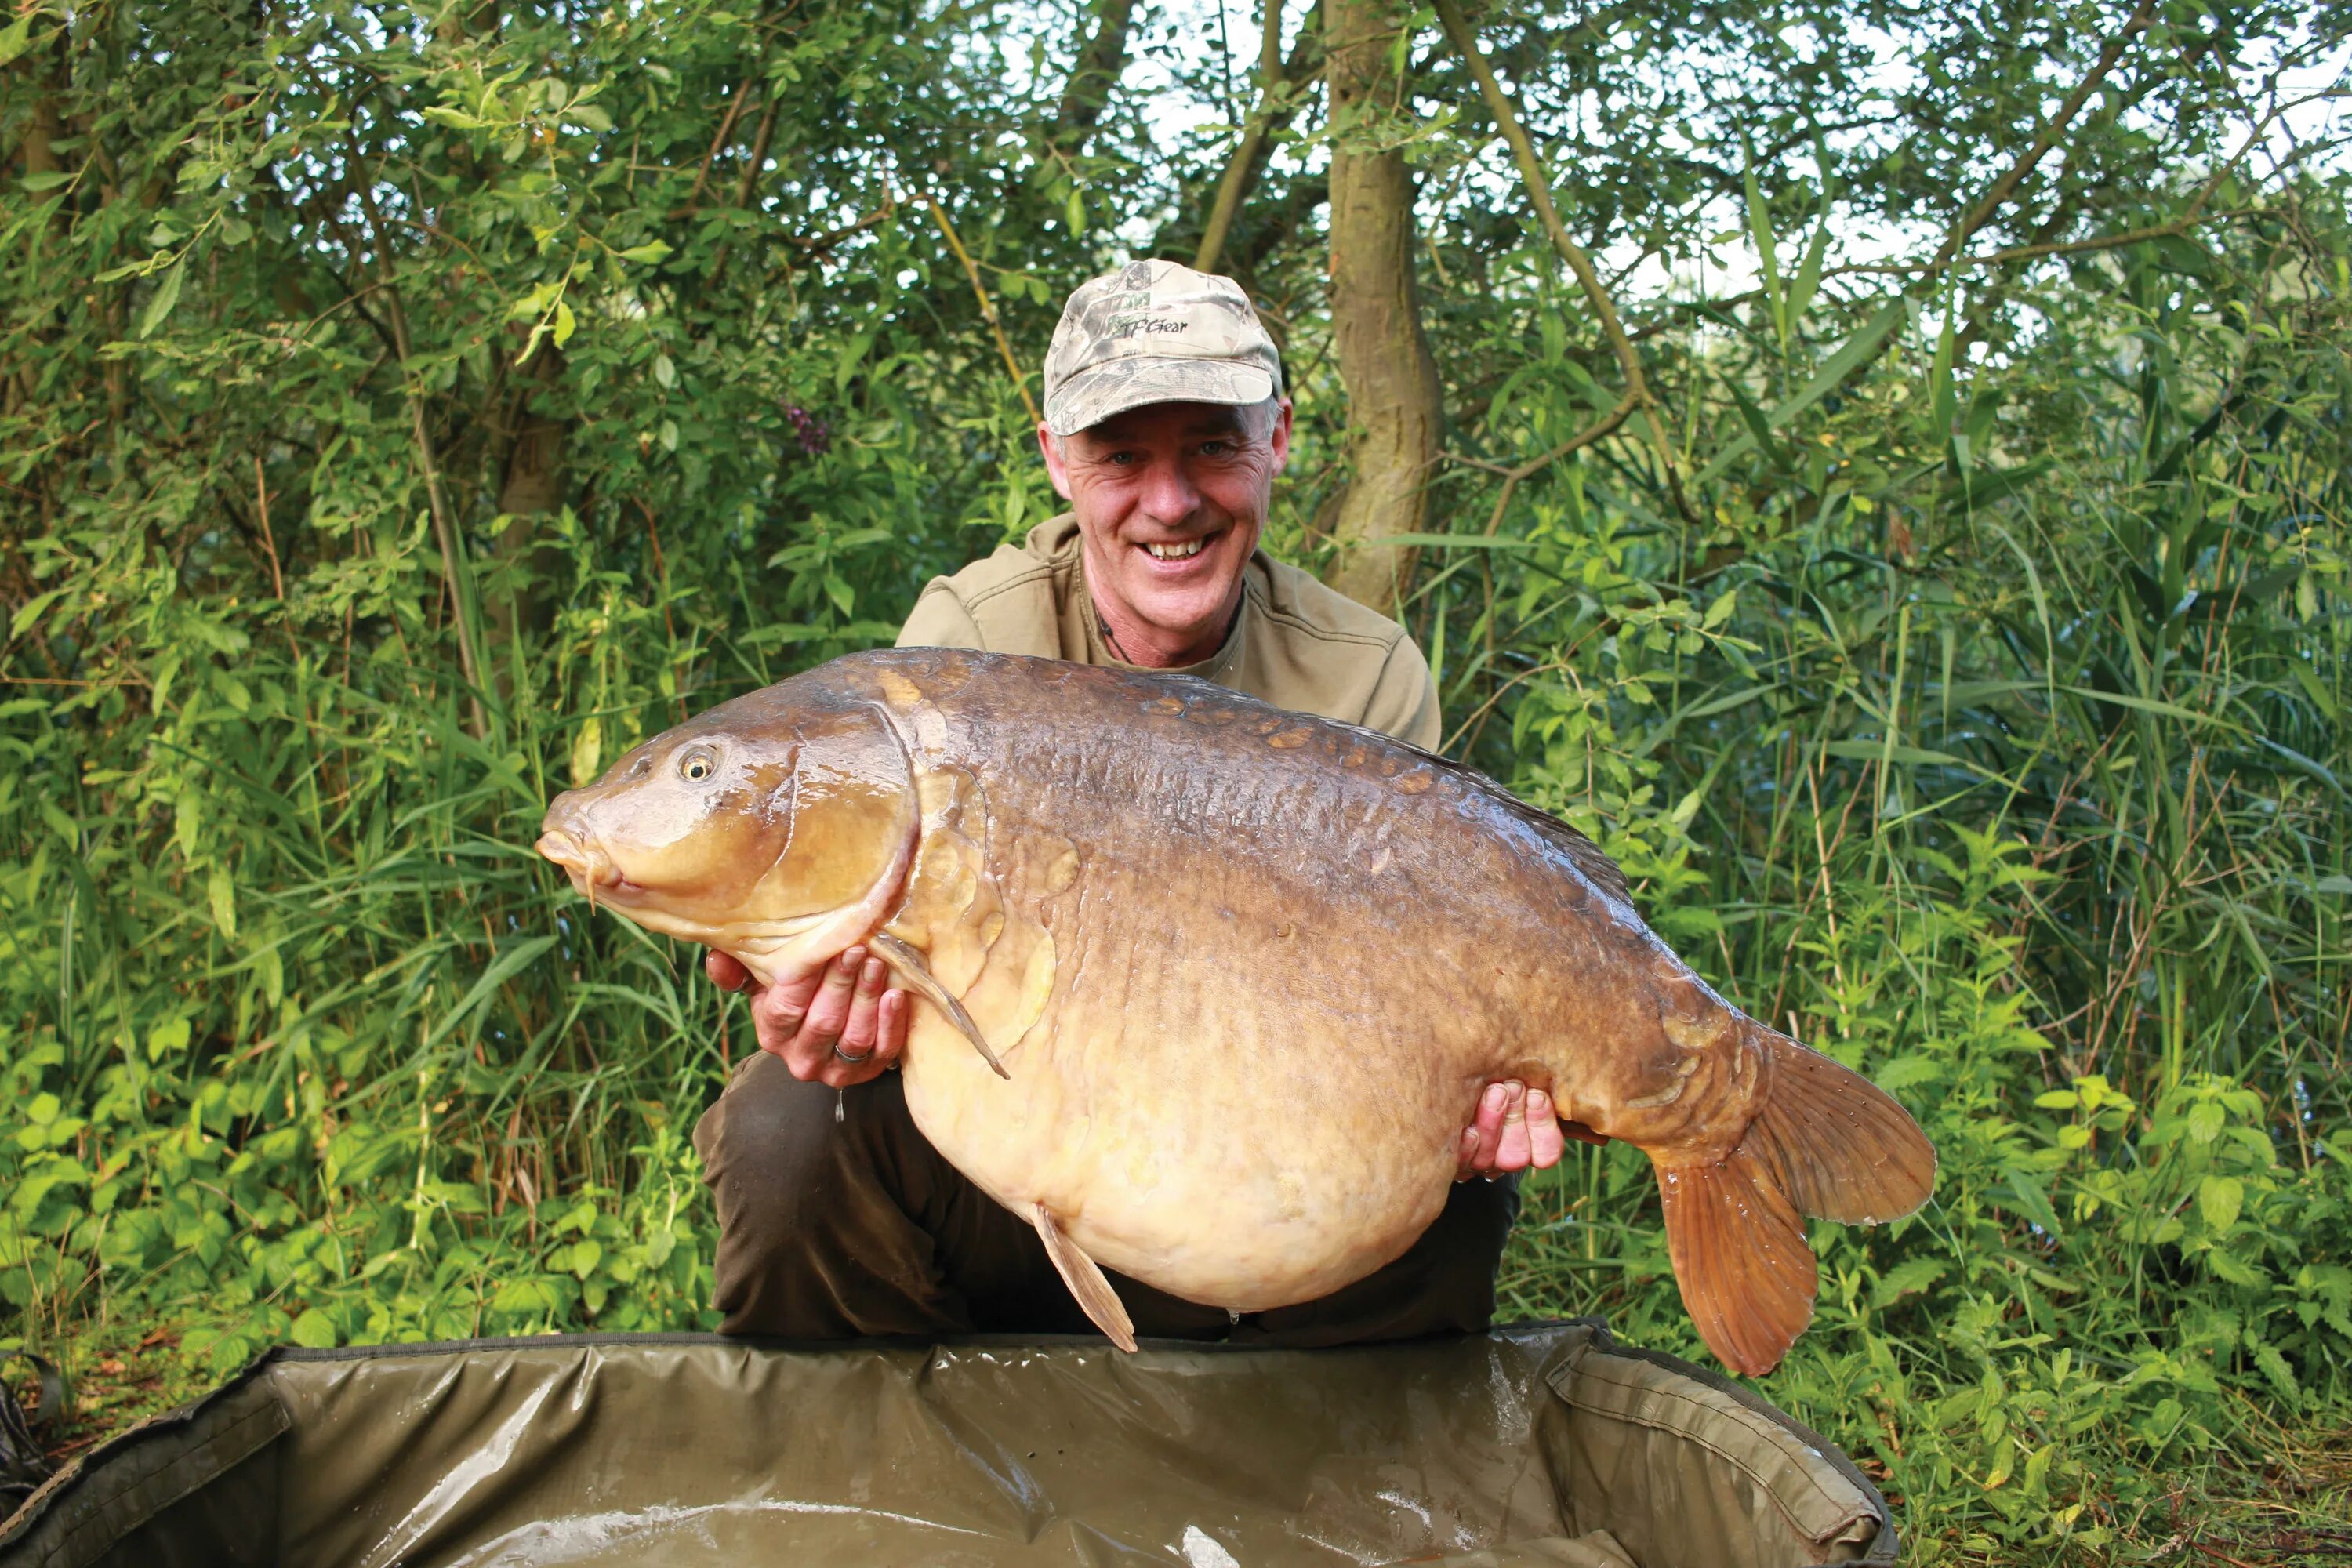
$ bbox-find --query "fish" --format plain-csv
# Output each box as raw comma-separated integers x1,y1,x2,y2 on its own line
535,648,1935,1375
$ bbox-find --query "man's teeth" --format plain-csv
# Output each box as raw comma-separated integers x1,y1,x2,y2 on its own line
1145,539,1207,560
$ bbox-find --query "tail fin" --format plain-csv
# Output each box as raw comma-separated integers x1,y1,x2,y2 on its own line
1657,1027,1936,1376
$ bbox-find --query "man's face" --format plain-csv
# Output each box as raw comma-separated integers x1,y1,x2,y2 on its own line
1038,398,1293,657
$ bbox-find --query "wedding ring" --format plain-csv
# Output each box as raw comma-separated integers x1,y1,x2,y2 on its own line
832,1043,873,1065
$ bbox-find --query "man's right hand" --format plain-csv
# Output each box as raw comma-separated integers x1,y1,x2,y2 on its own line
706,948,909,1087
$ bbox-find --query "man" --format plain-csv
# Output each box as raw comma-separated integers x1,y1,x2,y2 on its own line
695,260,1567,1345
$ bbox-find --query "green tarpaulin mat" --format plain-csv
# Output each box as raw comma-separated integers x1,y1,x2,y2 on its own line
0,1321,1895,1567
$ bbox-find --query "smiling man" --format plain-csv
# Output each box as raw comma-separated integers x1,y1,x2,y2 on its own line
695,260,1573,1345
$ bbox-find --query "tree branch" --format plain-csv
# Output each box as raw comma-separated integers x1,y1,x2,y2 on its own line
1933,0,2157,267
1432,0,1695,526
1050,0,1138,155
1449,392,1637,536
1196,1,1299,274
344,133,488,739
925,195,1041,426
702,94,782,294
672,77,757,220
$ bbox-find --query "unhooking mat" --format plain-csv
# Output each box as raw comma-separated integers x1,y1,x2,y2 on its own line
0,1321,1896,1568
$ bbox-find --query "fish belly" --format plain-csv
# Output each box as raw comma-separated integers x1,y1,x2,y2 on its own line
898,902,1491,1312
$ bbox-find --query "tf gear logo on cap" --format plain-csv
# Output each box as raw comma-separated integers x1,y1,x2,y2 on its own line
1042,261,1283,436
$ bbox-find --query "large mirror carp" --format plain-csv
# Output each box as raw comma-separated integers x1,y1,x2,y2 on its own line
537,648,1934,1375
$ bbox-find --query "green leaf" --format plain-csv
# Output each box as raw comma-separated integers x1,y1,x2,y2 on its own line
147,1017,192,1060
1871,1256,1947,1308
1359,534,1534,550
290,1308,339,1348
2198,1174,2243,1231
2251,1340,2300,1406
652,353,677,390
553,297,577,347
208,864,238,940
138,259,186,338
0,14,35,68
570,715,603,786
422,105,492,131
1691,300,1905,484
492,1277,561,1316
1742,145,1783,344
1821,739,1967,768
1786,203,1833,334
2205,1248,2262,1287
2002,1169,2063,1236
620,240,673,266
423,935,557,1051
10,587,69,638
20,169,71,192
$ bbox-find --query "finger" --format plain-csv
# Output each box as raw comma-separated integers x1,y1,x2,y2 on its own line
750,978,813,1062
757,949,859,1077
871,989,910,1069
820,957,887,1086
1492,1081,1533,1172
1526,1088,1566,1171
794,947,864,1054
1463,1082,1507,1173
746,953,829,1051
1454,1125,1480,1181
705,950,753,993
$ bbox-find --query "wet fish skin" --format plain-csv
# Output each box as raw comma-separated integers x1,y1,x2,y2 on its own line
539,648,1935,1375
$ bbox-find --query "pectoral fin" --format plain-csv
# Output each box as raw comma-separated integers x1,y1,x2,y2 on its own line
868,932,1011,1080
1030,1203,1137,1352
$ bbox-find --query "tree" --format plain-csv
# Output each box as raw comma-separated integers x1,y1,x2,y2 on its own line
1318,0,1445,615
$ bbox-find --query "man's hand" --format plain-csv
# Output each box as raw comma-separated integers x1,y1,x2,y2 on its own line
1455,1081,1611,1181
706,948,909,1088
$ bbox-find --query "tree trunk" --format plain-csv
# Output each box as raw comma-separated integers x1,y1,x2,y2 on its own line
497,343,568,521
488,341,567,655
6,34,65,416
1051,0,1138,154
1320,0,1441,617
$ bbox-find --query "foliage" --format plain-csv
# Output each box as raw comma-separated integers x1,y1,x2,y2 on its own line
5,0,2350,1559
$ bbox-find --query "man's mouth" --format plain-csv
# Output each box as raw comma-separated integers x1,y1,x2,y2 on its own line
1141,532,1218,561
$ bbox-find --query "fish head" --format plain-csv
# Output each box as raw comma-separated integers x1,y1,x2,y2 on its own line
535,691,916,971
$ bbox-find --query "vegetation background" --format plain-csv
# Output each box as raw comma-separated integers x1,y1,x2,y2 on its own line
3,0,2348,1559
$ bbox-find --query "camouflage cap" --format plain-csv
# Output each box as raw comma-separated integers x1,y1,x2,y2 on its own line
1041,260,1283,436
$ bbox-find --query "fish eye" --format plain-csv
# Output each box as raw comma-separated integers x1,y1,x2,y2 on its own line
678,744,720,783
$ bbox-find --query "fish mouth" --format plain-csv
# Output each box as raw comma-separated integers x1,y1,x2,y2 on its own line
535,829,642,899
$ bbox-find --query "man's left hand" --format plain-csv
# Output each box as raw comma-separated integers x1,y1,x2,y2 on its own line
1455,1081,1610,1181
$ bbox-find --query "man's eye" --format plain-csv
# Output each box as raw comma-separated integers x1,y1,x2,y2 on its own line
1106,451,1138,465
1200,440,1232,456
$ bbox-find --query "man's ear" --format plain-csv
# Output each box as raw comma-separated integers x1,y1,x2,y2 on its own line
1268,397,1294,476
1036,423,1076,502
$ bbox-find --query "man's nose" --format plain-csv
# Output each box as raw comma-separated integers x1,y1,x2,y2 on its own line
1138,456,1202,523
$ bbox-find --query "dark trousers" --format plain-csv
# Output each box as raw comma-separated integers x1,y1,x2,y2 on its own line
692,1051,1520,1345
